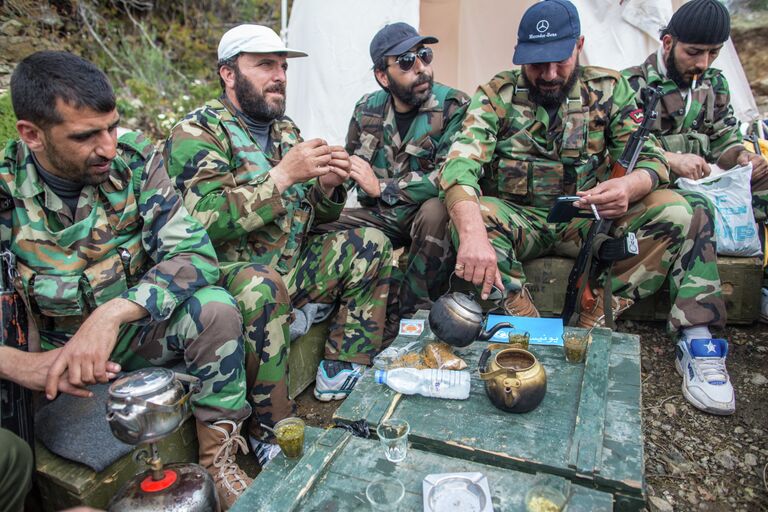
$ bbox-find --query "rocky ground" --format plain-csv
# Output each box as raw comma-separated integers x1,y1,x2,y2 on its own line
296,318,768,511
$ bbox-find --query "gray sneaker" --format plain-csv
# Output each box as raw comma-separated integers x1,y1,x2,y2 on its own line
313,359,364,401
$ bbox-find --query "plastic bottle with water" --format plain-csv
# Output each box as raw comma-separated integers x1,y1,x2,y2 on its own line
374,368,471,400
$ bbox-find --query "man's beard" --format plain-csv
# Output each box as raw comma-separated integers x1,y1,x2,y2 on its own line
386,70,434,108
233,67,286,121
528,64,580,108
43,143,110,186
665,42,697,89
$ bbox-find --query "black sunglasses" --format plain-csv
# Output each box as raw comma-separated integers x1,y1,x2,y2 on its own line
388,47,434,72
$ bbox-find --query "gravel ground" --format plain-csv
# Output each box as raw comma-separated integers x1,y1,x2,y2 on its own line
296,319,768,511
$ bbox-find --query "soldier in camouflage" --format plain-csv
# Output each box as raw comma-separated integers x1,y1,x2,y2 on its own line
623,0,768,221
314,23,469,324
165,26,392,426
0,51,252,507
622,0,768,321
440,0,734,415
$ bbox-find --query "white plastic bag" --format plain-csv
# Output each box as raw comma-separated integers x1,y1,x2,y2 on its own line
676,163,762,257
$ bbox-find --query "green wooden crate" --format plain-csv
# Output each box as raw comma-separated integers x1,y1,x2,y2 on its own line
35,418,198,511
334,311,645,511
231,426,614,511
523,255,763,324
288,321,328,399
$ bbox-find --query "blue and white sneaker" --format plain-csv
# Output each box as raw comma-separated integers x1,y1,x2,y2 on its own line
249,435,281,467
675,337,735,415
313,360,364,401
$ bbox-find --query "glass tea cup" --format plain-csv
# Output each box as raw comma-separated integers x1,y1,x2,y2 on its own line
274,417,306,459
562,332,589,363
366,477,405,511
376,418,410,463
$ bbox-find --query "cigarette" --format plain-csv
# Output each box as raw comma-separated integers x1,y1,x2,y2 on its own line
692,74,698,90
591,203,601,220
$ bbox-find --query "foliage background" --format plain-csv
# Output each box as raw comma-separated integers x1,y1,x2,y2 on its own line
0,0,287,144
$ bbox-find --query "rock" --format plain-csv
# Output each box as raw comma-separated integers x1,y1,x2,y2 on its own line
750,373,768,386
664,402,677,416
649,496,674,512
745,453,758,466
715,450,737,470
734,426,746,435
0,20,23,37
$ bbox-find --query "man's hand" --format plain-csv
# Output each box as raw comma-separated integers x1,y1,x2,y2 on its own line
45,298,146,400
0,346,120,398
575,172,651,219
348,156,381,198
318,146,351,195
269,138,333,193
666,151,710,180
736,149,768,182
450,201,504,299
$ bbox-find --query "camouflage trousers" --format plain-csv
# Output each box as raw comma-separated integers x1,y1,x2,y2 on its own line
454,189,725,333
40,286,250,424
219,262,295,441
285,227,393,365
750,171,768,281
314,198,454,322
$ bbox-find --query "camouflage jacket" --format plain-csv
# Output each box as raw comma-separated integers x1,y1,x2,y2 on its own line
0,132,220,337
439,67,669,210
165,97,345,275
346,83,469,206
623,52,742,168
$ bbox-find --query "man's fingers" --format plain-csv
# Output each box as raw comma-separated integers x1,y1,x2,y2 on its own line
45,357,68,399
60,380,93,398
81,361,95,385
303,138,327,148
480,270,495,300
494,271,504,294
106,361,122,373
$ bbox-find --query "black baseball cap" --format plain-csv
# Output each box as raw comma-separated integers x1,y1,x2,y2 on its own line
513,0,581,65
369,22,438,65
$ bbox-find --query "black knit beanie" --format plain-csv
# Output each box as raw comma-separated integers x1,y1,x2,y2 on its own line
664,0,730,44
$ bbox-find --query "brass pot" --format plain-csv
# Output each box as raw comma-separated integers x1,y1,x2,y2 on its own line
478,344,546,413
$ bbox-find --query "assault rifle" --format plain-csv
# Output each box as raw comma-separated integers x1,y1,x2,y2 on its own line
561,86,663,327
0,244,34,448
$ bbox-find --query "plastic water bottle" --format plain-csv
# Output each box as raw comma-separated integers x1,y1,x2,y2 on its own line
374,368,470,400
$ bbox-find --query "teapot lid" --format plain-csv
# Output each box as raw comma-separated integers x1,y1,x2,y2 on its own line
448,291,482,316
109,368,175,398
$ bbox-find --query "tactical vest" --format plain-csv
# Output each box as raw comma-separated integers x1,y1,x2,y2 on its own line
479,70,614,208
206,99,312,274
655,84,717,159
0,135,152,337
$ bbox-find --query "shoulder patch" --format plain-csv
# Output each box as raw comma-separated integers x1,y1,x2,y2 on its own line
628,109,644,124
582,66,621,82
117,131,155,160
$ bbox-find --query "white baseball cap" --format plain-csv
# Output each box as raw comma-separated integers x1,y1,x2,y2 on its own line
218,24,308,61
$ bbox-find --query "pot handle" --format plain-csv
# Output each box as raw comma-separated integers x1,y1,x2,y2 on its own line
122,373,201,414
478,343,513,375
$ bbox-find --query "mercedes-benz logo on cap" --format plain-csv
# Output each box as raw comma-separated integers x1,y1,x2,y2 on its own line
536,20,549,33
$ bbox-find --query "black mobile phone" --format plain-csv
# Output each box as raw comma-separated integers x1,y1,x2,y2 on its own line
547,195,585,223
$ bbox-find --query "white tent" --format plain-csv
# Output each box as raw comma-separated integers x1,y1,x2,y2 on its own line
285,0,759,145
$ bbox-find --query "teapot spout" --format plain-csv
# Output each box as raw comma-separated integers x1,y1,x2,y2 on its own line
478,322,514,341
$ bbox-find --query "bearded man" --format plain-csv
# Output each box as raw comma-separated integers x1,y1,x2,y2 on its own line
314,23,469,326
165,25,392,431
440,0,735,416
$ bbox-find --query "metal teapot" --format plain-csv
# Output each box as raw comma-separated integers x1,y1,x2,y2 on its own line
478,344,547,413
429,278,513,347
106,368,199,445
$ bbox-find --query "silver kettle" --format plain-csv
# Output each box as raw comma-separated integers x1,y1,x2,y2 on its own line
429,288,513,347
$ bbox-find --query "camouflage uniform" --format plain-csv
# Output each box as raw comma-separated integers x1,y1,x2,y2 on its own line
440,67,726,332
0,133,249,425
165,98,392,429
315,84,469,319
623,52,768,223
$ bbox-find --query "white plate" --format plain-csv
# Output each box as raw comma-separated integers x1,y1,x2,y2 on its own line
422,472,493,512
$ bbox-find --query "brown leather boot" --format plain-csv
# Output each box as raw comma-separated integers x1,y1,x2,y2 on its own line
503,286,540,318
196,419,253,510
577,288,634,329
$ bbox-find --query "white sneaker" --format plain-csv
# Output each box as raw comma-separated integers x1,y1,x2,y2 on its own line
760,287,768,323
250,436,281,467
675,337,735,415
313,360,364,401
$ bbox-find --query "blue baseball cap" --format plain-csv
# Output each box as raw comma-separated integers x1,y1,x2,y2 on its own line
369,22,438,65
513,0,581,65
